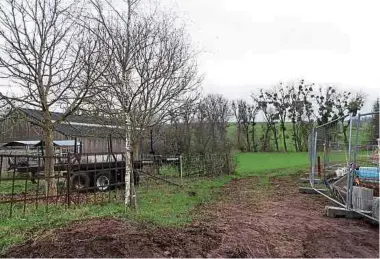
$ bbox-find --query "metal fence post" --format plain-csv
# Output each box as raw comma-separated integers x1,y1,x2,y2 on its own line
348,113,361,211
310,128,317,187
66,153,71,208
346,113,354,210
179,154,183,185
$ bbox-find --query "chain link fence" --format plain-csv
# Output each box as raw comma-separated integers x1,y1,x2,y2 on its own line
309,112,379,222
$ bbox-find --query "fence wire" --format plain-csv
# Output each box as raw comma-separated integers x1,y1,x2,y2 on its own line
309,112,379,222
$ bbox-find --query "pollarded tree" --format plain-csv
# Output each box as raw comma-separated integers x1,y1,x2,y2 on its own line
253,89,279,151
297,80,315,151
248,97,260,152
232,99,251,152
315,85,338,126
334,90,365,145
270,83,291,152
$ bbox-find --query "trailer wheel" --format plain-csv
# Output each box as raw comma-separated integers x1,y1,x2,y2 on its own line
95,171,114,192
70,172,90,192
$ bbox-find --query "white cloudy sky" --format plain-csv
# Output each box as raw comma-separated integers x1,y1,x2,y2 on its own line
161,0,380,112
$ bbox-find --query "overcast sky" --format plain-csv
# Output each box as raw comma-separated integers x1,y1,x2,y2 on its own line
1,0,378,113
161,0,380,112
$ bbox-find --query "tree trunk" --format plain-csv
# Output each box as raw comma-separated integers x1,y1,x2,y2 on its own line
296,124,303,152
237,124,241,150
281,124,287,152
292,122,298,152
43,125,57,196
272,125,279,151
124,116,136,208
263,125,270,151
245,125,251,152
251,124,257,152
342,120,349,147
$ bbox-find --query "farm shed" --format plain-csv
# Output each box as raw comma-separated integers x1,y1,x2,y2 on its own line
0,108,125,153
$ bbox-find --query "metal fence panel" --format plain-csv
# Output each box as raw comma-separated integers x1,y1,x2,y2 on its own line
308,112,379,222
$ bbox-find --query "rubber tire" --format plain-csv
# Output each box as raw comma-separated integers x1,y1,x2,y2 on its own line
70,172,90,192
95,171,115,192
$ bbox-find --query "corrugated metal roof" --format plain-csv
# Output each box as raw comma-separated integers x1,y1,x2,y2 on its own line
33,140,81,147
2,140,40,147
53,140,76,146
19,108,126,138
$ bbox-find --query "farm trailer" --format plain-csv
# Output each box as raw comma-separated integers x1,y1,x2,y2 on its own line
9,153,143,192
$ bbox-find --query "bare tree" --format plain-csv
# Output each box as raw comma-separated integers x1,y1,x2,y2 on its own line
164,98,197,154
232,99,251,152
231,100,242,150
192,94,231,154
0,0,108,195
86,0,202,207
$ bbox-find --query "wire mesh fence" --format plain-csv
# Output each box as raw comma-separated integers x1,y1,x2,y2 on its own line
137,153,235,186
308,112,379,222
0,153,129,219
0,151,235,219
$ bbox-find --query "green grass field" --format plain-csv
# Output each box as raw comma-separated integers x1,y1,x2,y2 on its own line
235,152,309,176
0,152,311,254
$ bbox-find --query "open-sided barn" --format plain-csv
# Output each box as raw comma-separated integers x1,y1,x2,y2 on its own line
0,108,125,153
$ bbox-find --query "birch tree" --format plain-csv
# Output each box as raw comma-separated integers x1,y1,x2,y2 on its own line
87,0,202,207
0,0,109,195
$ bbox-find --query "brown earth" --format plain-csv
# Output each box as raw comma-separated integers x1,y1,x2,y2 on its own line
4,175,379,258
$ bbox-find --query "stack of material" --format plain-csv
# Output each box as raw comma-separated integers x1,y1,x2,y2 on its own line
352,186,374,211
372,197,379,220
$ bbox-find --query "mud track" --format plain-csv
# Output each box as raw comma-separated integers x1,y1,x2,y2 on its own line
4,175,379,258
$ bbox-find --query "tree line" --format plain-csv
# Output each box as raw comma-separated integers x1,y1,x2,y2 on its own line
137,81,378,156
232,80,368,153
138,94,232,157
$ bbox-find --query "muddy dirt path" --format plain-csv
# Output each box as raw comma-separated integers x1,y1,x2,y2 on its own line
202,176,379,258
4,175,379,258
